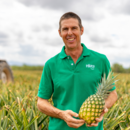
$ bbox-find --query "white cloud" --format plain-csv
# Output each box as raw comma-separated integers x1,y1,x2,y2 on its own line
0,0,130,68
81,11,130,68
0,0,63,64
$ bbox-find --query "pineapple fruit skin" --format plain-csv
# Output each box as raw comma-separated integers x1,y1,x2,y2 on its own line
79,94,105,125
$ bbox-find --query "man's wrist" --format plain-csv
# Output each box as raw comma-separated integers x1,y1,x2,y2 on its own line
58,110,64,120
53,108,64,120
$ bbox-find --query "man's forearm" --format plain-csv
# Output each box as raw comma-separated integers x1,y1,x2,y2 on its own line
105,90,118,109
37,97,64,120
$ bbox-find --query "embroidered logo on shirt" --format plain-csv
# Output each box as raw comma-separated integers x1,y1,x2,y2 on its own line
86,64,95,70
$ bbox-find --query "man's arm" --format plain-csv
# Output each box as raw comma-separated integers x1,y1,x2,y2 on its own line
105,90,118,108
37,97,85,128
87,90,118,127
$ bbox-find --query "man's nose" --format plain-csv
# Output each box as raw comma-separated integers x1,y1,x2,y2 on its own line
68,29,73,35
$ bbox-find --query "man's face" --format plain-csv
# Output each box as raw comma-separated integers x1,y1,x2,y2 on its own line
59,18,84,50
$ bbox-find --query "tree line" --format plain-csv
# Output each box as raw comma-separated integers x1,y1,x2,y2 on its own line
11,63,130,73
111,63,130,73
11,64,44,71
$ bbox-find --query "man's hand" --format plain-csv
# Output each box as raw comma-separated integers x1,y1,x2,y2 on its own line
87,107,108,127
61,110,85,128
37,98,85,128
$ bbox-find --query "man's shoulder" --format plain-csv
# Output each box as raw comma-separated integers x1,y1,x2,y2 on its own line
89,49,108,61
45,53,60,66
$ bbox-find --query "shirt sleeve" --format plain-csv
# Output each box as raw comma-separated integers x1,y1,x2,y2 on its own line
37,61,53,99
103,55,116,91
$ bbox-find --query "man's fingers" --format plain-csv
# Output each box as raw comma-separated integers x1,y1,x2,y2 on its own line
95,116,103,122
68,110,79,117
64,110,85,123
64,110,85,128
87,122,98,127
67,110,85,123
104,107,108,113
67,121,85,128
66,115,85,128
99,107,108,119
68,116,85,124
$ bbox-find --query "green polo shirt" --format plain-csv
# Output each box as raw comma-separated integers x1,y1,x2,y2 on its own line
38,43,116,130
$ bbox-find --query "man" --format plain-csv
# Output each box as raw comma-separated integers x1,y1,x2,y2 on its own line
37,12,117,130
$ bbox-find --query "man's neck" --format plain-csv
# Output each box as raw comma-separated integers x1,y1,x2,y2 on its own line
65,45,83,63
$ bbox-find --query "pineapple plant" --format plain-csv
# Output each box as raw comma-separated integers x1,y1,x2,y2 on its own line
79,71,118,125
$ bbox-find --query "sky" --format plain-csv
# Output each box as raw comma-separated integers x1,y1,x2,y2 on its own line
0,0,130,68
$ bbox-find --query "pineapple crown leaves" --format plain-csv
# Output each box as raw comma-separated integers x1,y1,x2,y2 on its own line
96,71,118,100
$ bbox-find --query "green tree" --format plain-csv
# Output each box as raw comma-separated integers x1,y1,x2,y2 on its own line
111,63,125,73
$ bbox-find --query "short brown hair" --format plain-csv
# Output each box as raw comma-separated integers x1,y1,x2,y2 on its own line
59,12,83,30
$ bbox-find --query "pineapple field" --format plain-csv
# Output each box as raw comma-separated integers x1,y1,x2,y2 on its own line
0,70,130,130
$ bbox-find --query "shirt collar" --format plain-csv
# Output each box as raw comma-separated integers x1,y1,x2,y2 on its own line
60,43,90,59
60,46,67,59
81,43,90,57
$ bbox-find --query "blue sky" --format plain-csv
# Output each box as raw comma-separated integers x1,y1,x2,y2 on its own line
0,0,130,68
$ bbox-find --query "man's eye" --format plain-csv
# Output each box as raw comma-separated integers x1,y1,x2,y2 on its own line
73,27,77,29
63,28,67,31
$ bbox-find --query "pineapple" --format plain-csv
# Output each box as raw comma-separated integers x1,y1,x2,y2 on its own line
79,71,117,125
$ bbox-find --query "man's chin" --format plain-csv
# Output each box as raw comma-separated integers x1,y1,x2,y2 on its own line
67,43,76,48
67,46,77,50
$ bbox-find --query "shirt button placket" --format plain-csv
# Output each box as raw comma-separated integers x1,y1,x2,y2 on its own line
68,56,75,70
71,62,75,70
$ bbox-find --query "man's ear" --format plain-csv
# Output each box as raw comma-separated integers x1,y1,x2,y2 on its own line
58,30,62,37
81,27,84,35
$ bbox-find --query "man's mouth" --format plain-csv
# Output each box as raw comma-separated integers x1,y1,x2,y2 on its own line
67,38,75,41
